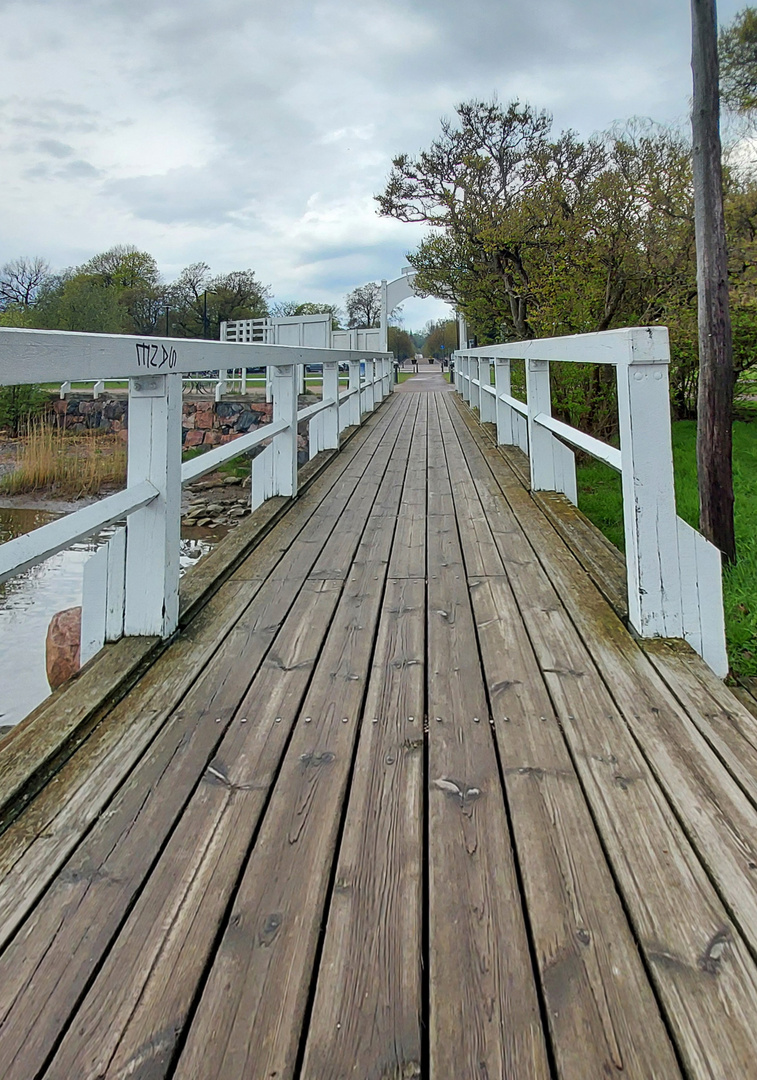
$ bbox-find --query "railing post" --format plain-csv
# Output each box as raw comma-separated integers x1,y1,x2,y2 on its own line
124,373,182,637
460,355,470,402
494,358,514,445
272,363,298,497
526,359,556,491
322,361,340,449
383,357,391,397
470,357,481,412
348,360,362,426
365,360,376,412
617,361,683,638
480,360,495,424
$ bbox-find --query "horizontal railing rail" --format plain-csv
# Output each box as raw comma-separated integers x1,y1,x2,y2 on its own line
0,326,388,382
0,480,158,585
454,326,728,678
0,327,392,672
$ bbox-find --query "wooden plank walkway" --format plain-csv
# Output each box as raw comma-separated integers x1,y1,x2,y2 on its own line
2,383,757,1078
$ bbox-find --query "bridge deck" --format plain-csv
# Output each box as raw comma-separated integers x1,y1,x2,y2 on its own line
2,385,757,1078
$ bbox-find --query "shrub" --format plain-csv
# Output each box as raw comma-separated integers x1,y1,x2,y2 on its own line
0,384,51,437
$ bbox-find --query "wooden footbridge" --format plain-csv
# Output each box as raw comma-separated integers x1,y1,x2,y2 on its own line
2,327,757,1079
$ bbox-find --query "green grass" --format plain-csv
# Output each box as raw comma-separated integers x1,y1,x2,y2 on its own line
576,419,757,677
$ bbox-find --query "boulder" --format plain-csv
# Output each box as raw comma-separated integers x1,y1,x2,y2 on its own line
46,606,81,690
235,409,258,432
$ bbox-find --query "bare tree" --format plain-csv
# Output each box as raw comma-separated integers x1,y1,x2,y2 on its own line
691,0,736,562
345,282,381,328
0,256,50,308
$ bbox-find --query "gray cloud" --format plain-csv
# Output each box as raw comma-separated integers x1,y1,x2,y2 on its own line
37,139,74,158
107,161,256,226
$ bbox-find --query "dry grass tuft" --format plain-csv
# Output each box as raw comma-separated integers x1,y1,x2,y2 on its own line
0,422,127,497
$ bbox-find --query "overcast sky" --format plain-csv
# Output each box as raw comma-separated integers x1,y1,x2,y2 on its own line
0,0,746,328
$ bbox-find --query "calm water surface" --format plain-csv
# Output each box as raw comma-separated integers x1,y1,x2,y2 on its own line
0,508,219,728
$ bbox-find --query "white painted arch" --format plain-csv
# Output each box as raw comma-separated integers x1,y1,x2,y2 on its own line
379,268,465,358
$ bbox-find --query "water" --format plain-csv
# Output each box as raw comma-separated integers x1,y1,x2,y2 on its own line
0,508,220,729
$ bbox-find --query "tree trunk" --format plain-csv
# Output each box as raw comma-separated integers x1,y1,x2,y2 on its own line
691,0,737,562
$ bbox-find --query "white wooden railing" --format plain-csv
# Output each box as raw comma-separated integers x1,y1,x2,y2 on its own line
454,326,728,677
0,327,391,663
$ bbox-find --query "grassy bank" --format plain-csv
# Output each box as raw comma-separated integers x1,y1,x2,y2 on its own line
577,418,757,678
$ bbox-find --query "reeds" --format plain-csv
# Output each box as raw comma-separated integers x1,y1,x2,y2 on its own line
0,421,127,497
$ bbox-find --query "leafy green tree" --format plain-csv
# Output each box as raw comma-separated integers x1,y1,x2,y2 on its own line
720,6,757,113
0,384,50,437
78,245,166,334
422,319,457,359
345,282,381,328
377,101,707,427
36,273,125,333
387,325,415,360
169,263,269,338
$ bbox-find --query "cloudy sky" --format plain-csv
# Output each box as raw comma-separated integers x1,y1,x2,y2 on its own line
0,0,745,328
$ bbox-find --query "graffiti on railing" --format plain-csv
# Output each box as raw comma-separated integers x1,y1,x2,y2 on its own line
135,342,178,370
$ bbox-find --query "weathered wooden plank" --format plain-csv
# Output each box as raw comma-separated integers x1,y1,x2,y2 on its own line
643,637,757,809
297,404,428,1080
448,395,757,1078
532,489,628,621
0,400,413,1079
44,576,343,1080
172,403,418,1080
231,396,407,583
0,580,252,951
425,396,550,1079
500,479,757,970
437,400,680,1077
389,394,428,579
300,577,425,1080
463,399,629,619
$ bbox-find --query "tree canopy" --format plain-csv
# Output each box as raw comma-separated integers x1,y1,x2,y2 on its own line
344,282,381,328
0,248,271,339
720,5,757,113
375,97,757,427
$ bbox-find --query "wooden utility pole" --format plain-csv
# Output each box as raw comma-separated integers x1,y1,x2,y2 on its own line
691,0,737,563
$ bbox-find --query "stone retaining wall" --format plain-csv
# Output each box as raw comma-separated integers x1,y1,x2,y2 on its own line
50,397,275,446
